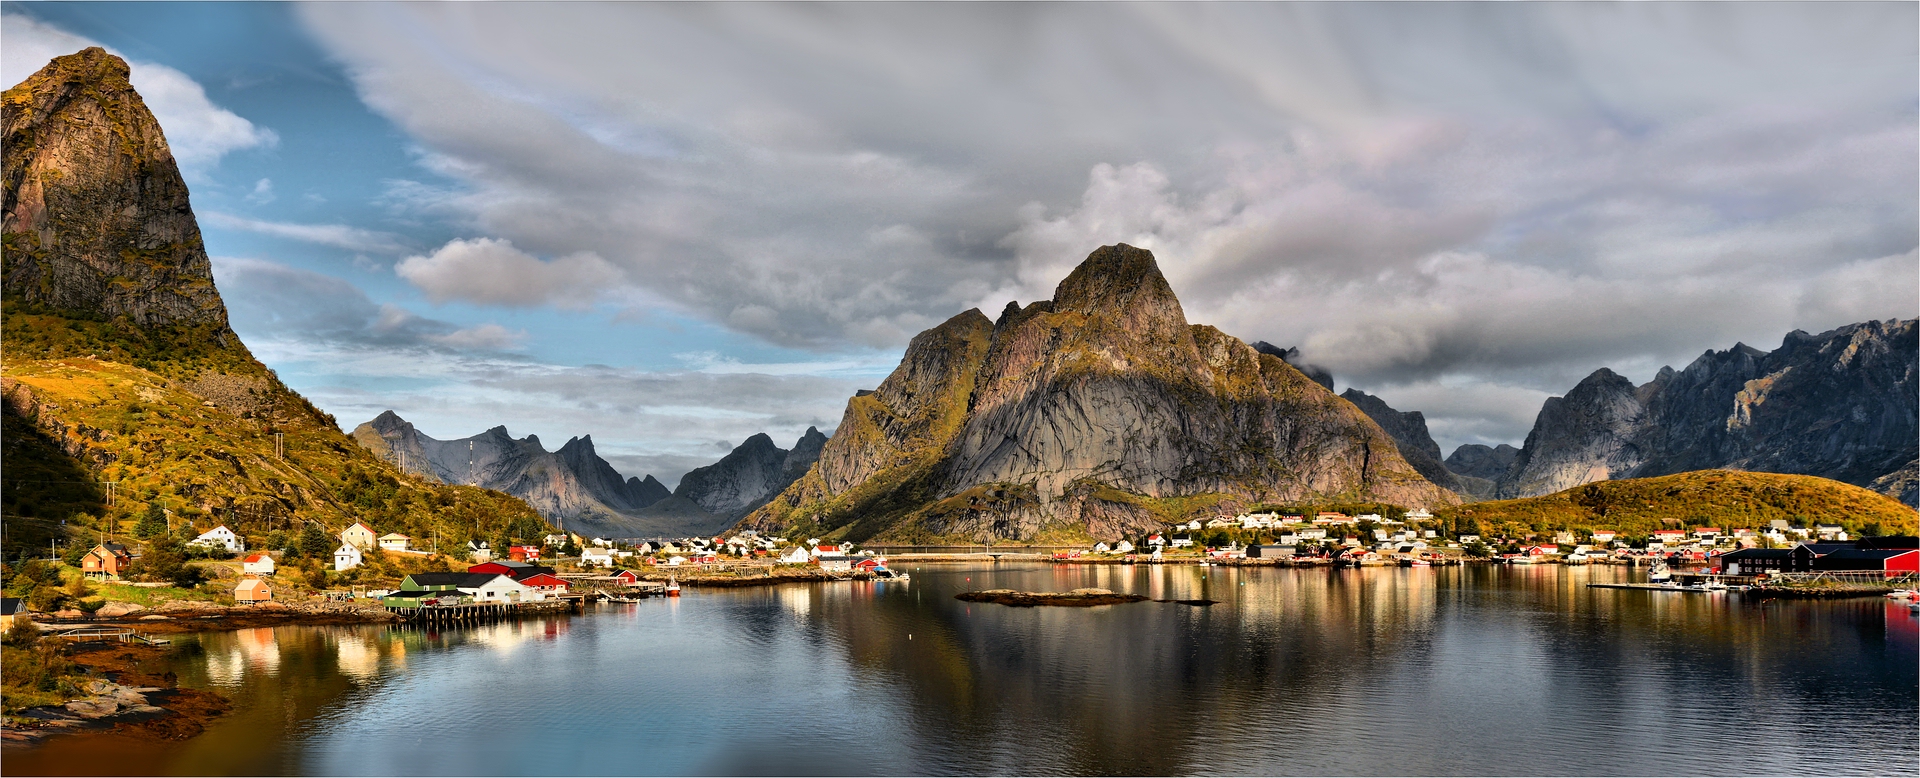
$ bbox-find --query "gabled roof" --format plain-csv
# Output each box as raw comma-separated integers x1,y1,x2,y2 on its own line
379,532,411,540
96,542,131,555
1819,548,1916,562
1,597,25,616
346,522,376,532
1719,548,1792,560
405,572,509,588
244,553,272,563
198,525,235,535
236,578,270,592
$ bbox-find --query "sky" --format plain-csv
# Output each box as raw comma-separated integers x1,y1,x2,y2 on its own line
4,2,1915,487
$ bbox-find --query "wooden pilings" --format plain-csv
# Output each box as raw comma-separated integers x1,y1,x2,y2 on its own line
385,600,570,625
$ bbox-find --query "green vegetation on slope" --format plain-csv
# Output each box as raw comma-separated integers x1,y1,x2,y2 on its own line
1435,469,1918,539
1,350,555,563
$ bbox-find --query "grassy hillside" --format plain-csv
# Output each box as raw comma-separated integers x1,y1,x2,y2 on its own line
1,344,554,562
1435,470,1918,539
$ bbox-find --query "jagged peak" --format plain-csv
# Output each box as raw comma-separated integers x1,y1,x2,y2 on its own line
1051,244,1183,321
739,432,778,450
11,46,131,93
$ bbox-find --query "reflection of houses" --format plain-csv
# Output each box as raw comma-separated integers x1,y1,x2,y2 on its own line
82,542,134,579
190,525,245,554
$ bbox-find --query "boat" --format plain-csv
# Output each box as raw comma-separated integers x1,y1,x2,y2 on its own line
872,567,910,581
665,577,681,597
1886,590,1918,600
1647,561,1673,583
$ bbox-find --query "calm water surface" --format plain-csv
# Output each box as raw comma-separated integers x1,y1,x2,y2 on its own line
9,563,1917,776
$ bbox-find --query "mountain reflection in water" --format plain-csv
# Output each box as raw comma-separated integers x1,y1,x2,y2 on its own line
7,563,1915,776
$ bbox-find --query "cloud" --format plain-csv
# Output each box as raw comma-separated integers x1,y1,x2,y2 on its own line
1,12,277,177
245,178,275,205
204,212,409,254
279,4,1920,447
394,238,624,308
211,256,523,354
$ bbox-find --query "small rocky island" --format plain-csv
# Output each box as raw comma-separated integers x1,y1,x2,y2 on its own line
954,588,1219,607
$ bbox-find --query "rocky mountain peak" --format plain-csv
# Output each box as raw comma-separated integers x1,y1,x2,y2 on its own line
1253,341,1335,391
3,47,231,330
1049,243,1189,339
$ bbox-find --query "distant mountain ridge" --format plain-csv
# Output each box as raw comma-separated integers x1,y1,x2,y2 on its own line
352,411,827,538
1492,319,1918,505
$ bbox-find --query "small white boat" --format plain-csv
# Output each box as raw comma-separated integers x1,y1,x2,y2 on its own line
1647,562,1673,583
665,577,681,597
1885,589,1918,600
872,567,910,581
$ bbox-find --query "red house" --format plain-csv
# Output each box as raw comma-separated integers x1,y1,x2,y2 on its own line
509,545,542,562
609,569,642,586
519,573,571,593
852,558,886,572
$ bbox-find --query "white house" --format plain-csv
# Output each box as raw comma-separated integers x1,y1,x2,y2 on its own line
779,545,812,564
334,543,364,572
468,540,492,563
1458,534,1481,544
1298,527,1328,541
1115,540,1135,553
379,533,412,552
580,547,616,568
544,533,570,548
1093,542,1111,553
241,552,276,575
1185,520,1203,531
813,544,848,559
1170,534,1195,548
459,573,541,603
1205,517,1237,529
1590,530,1617,543
190,525,244,554
1405,509,1433,521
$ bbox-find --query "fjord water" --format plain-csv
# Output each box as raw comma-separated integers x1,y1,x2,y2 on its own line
11,563,1916,776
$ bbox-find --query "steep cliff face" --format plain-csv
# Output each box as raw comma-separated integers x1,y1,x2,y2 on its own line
3,48,230,331
1498,320,1919,503
744,244,1456,542
674,433,788,517
1339,388,1463,493
351,410,671,535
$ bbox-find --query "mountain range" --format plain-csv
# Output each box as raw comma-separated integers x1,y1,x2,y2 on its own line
352,411,826,539
741,244,1456,544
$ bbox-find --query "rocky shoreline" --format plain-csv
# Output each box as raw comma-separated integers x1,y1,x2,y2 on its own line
639,568,875,588
34,599,401,635
2,643,231,749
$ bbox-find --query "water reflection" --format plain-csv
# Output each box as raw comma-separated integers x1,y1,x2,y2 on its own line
4,565,1913,776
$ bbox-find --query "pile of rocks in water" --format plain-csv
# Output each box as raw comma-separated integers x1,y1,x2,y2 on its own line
5,680,169,744
955,588,1151,607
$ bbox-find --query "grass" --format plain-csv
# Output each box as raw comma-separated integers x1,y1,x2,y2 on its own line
1436,470,1918,539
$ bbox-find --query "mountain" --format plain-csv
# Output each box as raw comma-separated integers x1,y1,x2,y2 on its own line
353,411,831,539
1250,342,1334,391
1445,444,1520,481
1497,320,1918,504
1437,470,1916,538
628,427,829,536
350,410,675,536
1338,388,1466,494
742,244,1456,543
1,49,553,559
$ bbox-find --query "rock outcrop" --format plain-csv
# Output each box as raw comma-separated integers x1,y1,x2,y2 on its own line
3,48,231,331
1339,388,1464,493
351,411,671,534
743,244,1457,543
1497,320,1919,503
1251,342,1334,391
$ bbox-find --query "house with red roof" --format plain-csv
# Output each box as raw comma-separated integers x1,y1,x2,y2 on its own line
242,553,276,575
